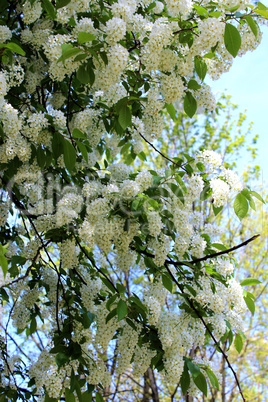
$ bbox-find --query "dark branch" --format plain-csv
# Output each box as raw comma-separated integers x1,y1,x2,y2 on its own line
75,236,119,294
136,127,184,169
167,234,260,267
164,262,246,402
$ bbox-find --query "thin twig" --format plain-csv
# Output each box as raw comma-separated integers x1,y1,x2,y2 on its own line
170,382,180,401
36,330,45,350
0,323,31,361
137,128,184,169
75,236,119,294
1,242,50,289
73,267,87,286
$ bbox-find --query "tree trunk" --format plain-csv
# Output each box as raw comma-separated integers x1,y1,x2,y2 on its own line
148,367,160,402
141,370,150,402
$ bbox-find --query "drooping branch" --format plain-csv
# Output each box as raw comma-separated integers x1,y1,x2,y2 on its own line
166,234,260,267
131,234,260,270
164,262,246,402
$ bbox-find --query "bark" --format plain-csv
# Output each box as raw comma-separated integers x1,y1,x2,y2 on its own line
148,367,160,402
141,370,150,402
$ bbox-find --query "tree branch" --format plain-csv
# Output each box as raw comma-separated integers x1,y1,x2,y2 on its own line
164,262,246,402
166,234,260,267
75,236,119,294
137,128,184,169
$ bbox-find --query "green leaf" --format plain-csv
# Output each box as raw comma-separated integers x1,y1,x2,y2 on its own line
105,308,117,323
74,380,82,401
0,122,4,139
65,388,75,402
167,183,184,201
0,244,8,278
240,278,261,286
234,333,243,354
188,79,201,90
76,141,88,163
211,243,227,251
58,48,83,63
213,205,223,216
194,4,209,17
106,294,118,311
42,0,56,19
4,42,25,56
180,362,190,395
77,64,90,84
117,299,128,321
3,42,25,56
78,32,96,44
224,23,241,58
209,11,221,18
95,393,104,402
205,368,219,390
29,317,37,335
52,131,64,159
196,162,205,171
234,193,248,220
56,0,71,8
186,359,200,379
74,53,88,62
175,175,187,193
244,15,258,38
63,140,76,172
116,283,126,294
244,293,255,315
44,394,58,402
82,311,95,328
250,190,265,204
118,105,132,130
184,92,197,118
165,103,176,121
184,284,197,297
193,372,207,396
99,51,108,65
76,62,95,85
257,1,268,10
130,295,148,312
162,274,173,293
194,57,207,81
255,9,268,18
55,352,69,368
81,391,92,402
241,190,256,210
0,255,8,278
138,151,147,161
228,329,234,349
101,277,116,293
36,147,46,169
72,129,86,139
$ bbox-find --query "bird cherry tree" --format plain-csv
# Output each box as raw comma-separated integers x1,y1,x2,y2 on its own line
0,0,266,401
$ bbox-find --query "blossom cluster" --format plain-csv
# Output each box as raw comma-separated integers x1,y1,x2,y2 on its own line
0,0,264,400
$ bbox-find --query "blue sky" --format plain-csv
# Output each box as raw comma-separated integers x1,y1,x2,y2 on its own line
207,18,268,184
